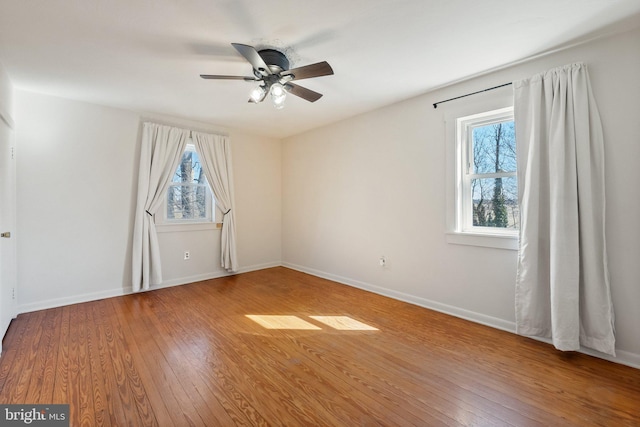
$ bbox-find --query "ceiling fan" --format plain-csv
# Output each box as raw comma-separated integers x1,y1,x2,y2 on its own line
200,43,334,109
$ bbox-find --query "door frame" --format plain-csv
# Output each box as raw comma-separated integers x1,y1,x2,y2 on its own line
0,108,17,355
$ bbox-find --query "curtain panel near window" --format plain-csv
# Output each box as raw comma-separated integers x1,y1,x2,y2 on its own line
513,63,616,356
192,131,238,272
132,123,189,291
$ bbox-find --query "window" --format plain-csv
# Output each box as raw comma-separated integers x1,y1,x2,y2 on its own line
164,143,215,224
456,107,517,235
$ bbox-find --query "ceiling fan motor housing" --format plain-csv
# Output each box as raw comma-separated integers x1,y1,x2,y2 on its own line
256,49,290,75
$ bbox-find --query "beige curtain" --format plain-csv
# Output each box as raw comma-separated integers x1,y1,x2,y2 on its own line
514,63,615,355
132,123,189,291
192,131,238,272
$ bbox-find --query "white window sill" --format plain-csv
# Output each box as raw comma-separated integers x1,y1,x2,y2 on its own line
156,222,222,233
446,232,518,250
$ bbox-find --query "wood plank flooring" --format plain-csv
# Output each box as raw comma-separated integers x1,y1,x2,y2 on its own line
0,267,639,426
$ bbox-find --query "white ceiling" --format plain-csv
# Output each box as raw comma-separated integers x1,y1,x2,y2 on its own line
1,0,639,139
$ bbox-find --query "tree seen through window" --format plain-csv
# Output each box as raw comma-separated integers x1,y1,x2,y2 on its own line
166,145,213,222
470,121,518,229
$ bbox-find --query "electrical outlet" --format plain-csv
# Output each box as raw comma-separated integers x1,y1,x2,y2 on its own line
184,251,190,260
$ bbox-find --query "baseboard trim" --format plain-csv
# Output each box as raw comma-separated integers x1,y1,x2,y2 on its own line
525,336,640,369
153,271,233,290
18,287,131,314
282,262,515,331
281,262,640,370
17,262,281,315
236,261,282,274
17,260,640,370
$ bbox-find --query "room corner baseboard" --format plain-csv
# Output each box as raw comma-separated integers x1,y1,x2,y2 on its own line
236,261,282,274
281,262,640,370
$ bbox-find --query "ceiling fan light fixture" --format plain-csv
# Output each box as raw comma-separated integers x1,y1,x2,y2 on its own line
249,85,267,103
270,83,287,109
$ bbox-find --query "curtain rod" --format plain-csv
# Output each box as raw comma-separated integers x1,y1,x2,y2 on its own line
433,82,512,109
141,119,229,138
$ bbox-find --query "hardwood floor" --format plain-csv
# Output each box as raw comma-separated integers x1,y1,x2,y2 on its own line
0,267,639,426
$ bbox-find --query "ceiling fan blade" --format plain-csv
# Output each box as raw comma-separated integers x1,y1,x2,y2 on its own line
200,74,257,81
285,83,323,102
231,43,272,75
282,61,333,80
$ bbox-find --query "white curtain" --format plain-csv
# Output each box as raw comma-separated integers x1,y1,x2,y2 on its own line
132,123,189,291
514,62,615,356
192,131,238,272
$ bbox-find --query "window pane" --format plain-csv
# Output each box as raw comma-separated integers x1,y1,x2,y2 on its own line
471,176,519,229
172,147,208,185
167,184,211,221
472,121,516,174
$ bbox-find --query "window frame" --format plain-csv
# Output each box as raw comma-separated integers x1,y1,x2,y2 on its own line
456,107,517,236
443,95,519,251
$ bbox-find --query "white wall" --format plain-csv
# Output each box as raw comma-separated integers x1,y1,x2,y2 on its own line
15,92,281,311
281,27,640,366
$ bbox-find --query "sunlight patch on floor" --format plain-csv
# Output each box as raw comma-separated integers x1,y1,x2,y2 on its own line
309,316,378,330
246,315,321,330
246,314,379,331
